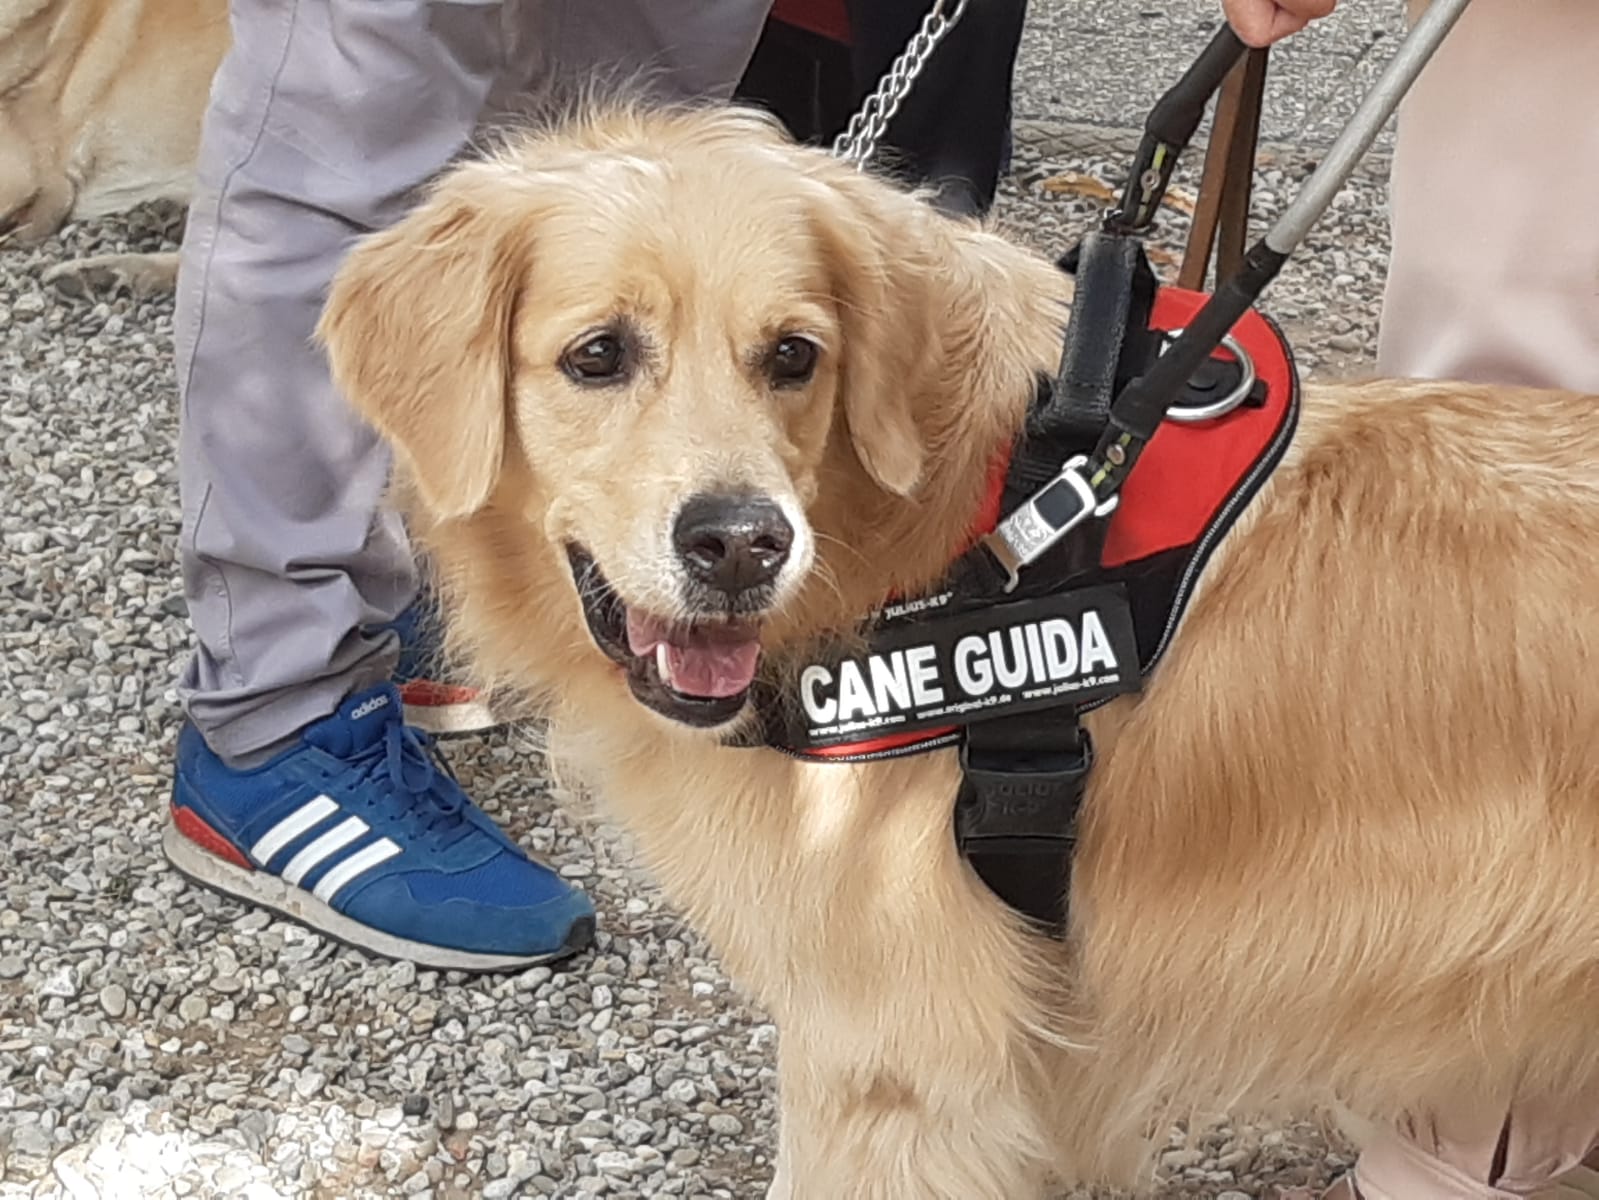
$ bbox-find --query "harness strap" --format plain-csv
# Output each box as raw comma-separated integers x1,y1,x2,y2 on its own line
1030,234,1161,470
956,707,1093,933
942,235,1156,935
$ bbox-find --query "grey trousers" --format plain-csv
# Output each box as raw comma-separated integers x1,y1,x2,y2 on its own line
175,0,772,760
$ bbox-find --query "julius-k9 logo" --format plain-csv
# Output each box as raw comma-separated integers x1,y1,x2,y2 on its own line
789,584,1142,748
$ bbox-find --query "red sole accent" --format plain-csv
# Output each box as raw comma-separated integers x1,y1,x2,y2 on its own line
397,680,481,708
171,805,254,871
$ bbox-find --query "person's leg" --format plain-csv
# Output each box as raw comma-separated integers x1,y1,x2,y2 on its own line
167,0,775,970
841,0,1028,216
1345,1093,1599,1200
1376,0,1599,392
486,0,772,120
166,0,598,970
1366,5,1599,1180
175,0,507,761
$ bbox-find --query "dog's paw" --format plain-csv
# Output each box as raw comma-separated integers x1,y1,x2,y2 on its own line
42,251,179,300
0,176,76,246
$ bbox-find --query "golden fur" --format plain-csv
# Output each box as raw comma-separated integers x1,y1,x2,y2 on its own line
316,104,1599,1199
0,0,226,291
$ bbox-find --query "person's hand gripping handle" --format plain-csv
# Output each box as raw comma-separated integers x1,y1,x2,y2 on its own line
1222,0,1339,46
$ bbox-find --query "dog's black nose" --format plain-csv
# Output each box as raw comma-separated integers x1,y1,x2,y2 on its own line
673,493,794,594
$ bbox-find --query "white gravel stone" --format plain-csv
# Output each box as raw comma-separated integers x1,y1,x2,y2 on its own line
40,966,80,998
98,983,128,1017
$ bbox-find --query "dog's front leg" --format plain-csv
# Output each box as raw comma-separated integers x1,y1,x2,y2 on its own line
751,770,1061,1200
765,1024,1057,1200
43,251,181,299
715,757,1067,1200
590,743,1067,1197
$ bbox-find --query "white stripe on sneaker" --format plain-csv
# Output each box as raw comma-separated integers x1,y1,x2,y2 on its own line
311,837,402,905
249,794,338,865
280,816,370,886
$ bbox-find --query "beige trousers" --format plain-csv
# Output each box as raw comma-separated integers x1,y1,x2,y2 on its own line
1349,12,1599,1195
1352,1099,1599,1199
1376,0,1599,391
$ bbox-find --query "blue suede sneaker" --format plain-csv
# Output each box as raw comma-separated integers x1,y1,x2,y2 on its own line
164,683,594,972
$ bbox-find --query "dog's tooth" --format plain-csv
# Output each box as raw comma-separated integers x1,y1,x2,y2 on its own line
655,642,673,686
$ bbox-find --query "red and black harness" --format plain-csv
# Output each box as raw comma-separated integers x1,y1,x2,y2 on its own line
738,263,1300,931
727,3,1468,933
729,21,1344,933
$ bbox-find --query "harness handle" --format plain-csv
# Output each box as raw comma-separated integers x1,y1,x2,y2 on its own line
1089,0,1476,496
972,0,1476,590
1110,25,1247,234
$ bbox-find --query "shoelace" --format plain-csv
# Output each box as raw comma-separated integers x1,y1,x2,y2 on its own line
352,721,474,850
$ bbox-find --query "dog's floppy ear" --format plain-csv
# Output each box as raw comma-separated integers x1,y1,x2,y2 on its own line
804,162,1072,500
803,171,938,498
319,161,539,519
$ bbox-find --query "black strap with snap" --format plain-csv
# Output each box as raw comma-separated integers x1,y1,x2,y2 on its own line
946,28,1252,934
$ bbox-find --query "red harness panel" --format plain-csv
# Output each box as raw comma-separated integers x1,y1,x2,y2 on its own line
956,287,1295,567
1100,287,1296,569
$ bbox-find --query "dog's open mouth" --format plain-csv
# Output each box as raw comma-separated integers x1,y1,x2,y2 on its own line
566,544,761,728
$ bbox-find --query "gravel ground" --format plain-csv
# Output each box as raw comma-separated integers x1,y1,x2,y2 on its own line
2,6,1400,1197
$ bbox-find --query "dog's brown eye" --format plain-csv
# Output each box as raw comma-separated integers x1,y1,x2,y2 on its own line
561,333,629,384
768,336,819,387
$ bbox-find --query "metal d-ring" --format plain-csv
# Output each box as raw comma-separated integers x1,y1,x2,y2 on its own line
1162,328,1256,424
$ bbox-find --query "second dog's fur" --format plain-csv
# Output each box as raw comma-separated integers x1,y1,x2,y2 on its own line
0,0,226,292
317,105,1599,1198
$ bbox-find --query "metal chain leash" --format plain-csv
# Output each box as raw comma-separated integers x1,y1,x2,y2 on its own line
831,0,970,169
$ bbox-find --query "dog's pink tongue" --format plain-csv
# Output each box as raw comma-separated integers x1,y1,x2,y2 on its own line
661,639,761,698
626,612,761,699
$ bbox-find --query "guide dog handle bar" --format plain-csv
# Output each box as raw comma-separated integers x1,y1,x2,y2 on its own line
1089,0,1477,494
1110,24,1248,234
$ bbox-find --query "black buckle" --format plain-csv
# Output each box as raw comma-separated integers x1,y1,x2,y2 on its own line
954,722,1094,933
954,730,1093,848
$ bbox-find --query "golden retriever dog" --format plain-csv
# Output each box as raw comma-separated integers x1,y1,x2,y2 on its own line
0,0,226,292
316,104,1599,1198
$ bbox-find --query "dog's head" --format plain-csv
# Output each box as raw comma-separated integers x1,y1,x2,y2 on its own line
320,106,1067,733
